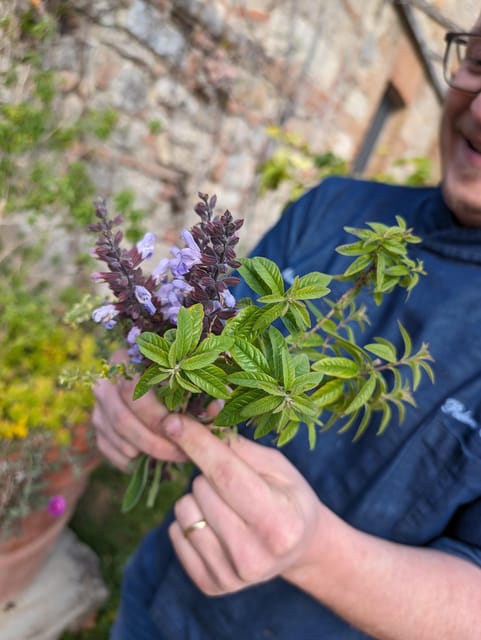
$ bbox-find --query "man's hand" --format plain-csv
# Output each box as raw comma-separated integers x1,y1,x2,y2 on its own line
92,377,188,471
162,412,332,595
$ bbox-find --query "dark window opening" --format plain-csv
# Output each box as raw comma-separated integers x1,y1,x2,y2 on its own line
352,84,403,175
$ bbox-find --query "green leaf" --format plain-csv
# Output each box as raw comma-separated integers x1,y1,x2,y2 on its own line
214,389,265,426
398,320,412,358
376,401,392,436
291,272,331,299
364,342,397,363
122,454,150,513
310,378,344,406
175,304,203,361
290,372,325,394
253,413,279,439
291,395,319,419
343,254,372,277
137,332,170,366
312,357,360,378
146,460,163,508
307,422,317,450
239,257,284,296
343,375,377,414
335,241,370,256
227,371,281,394
352,406,372,442
230,338,270,373
284,302,311,331
133,365,169,400
184,365,230,399
277,421,300,446
253,302,285,331
240,394,284,418
375,253,386,292
182,350,223,371
175,371,202,393
196,334,233,354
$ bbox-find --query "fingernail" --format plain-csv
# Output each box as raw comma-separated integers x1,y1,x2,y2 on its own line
164,414,183,437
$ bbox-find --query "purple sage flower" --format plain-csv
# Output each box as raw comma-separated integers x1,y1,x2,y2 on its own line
127,325,141,345
48,495,67,517
137,232,156,260
135,285,156,315
92,303,119,329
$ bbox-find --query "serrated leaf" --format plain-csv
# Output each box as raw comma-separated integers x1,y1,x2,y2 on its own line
239,257,284,296
241,394,284,418
137,332,170,366
122,454,150,513
375,253,386,292
343,374,377,415
223,304,262,338
312,357,360,378
184,365,230,399
267,325,286,379
230,338,270,373
364,342,397,363
133,365,169,400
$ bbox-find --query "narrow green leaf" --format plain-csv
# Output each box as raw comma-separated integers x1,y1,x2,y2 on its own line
253,413,278,439
335,241,370,256
241,394,284,418
364,342,397,363
398,320,412,358
227,371,281,394
352,406,372,442
291,395,319,419
312,357,360,378
196,334,233,354
277,421,300,447
176,371,201,393
307,422,317,450
285,302,311,331
376,402,392,436
310,378,344,406
375,253,386,292
343,254,372,277
146,460,163,508
182,350,223,371
122,454,150,513
343,375,377,415
214,389,265,426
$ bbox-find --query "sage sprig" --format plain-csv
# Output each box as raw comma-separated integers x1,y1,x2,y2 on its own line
89,196,433,511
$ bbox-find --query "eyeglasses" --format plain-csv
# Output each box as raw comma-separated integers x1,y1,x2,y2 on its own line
444,32,481,94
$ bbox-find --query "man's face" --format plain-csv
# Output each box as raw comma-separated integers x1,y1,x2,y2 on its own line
440,17,481,227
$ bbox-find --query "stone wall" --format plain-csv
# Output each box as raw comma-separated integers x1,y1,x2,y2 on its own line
6,0,481,255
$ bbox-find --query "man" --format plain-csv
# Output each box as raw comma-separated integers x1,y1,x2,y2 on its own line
93,13,481,639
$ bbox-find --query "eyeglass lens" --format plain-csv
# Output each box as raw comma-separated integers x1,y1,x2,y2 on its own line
445,34,481,93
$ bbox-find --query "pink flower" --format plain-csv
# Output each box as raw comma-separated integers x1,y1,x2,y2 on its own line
48,495,67,517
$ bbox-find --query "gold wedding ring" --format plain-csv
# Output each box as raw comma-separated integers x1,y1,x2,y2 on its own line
183,519,207,539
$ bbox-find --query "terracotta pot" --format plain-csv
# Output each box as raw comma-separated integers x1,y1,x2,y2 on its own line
0,429,101,604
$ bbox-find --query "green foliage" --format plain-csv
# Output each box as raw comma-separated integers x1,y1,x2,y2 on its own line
257,126,433,202
125,219,433,508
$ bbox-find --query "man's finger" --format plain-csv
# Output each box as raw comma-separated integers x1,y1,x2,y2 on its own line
162,414,274,524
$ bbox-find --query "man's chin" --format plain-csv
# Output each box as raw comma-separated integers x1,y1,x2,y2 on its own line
441,179,481,227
